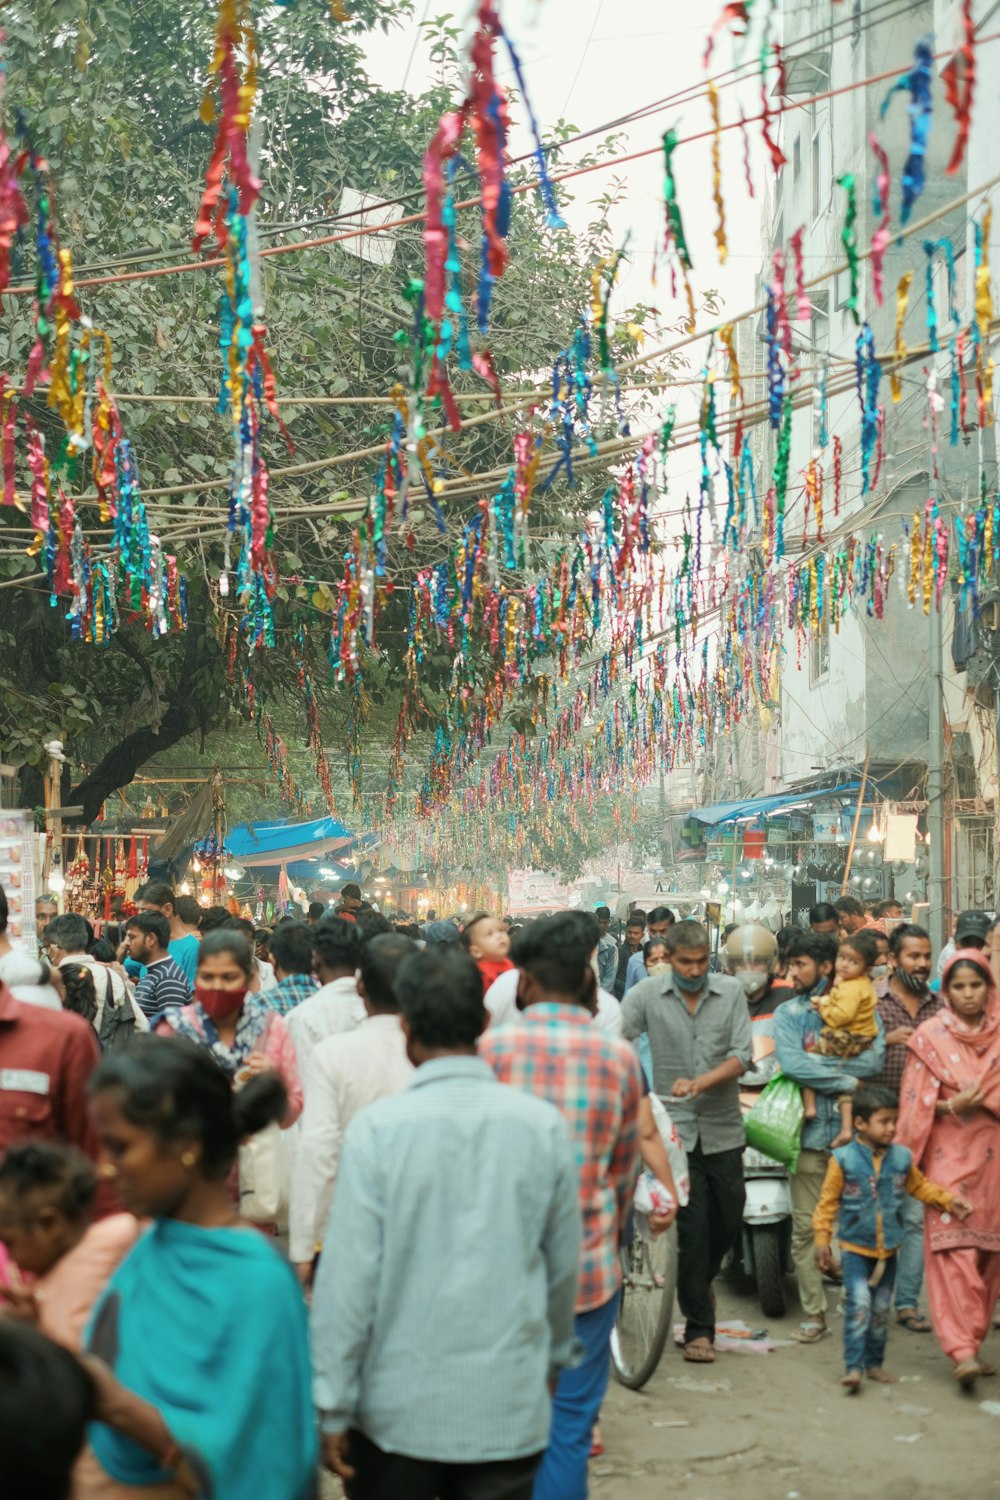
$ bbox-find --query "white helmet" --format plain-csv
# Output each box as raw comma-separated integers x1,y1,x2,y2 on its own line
722,925,777,998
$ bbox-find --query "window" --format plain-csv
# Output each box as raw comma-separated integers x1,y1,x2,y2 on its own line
851,0,862,51
809,619,830,685
810,290,829,351
793,136,801,181
811,134,821,220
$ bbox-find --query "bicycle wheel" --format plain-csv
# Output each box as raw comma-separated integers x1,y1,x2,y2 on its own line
610,1224,677,1390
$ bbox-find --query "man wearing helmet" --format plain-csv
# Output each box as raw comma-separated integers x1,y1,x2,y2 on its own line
721,925,791,1087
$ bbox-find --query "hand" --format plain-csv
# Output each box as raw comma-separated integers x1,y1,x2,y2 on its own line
321,1431,356,1481
950,1085,986,1117
648,1205,678,1234
0,1285,38,1323
672,1077,700,1099
810,995,823,1011
884,1025,914,1046
78,1354,124,1423
950,1195,974,1220
245,1053,271,1077
293,1260,314,1291
814,1244,834,1273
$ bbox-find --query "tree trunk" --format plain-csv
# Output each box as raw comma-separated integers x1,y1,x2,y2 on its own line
69,700,203,824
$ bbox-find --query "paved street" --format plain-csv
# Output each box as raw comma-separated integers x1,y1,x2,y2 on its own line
591,1275,1000,1500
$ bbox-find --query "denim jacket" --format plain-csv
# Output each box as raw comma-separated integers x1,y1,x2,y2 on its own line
773,984,885,1152
832,1139,912,1254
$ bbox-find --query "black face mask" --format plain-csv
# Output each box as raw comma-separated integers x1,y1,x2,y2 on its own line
897,968,929,994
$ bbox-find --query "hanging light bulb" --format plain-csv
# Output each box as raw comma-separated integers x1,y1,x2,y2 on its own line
867,821,884,844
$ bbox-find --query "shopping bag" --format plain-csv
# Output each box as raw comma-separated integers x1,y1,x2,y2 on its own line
649,1092,691,1207
743,1072,804,1173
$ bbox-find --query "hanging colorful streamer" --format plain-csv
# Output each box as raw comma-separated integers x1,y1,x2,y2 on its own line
837,173,860,325
880,37,933,226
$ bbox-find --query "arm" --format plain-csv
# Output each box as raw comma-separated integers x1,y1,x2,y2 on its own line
311,1119,384,1436
774,1005,873,1095
811,1157,844,1248
541,1122,583,1375
904,1163,964,1214
623,950,646,996
78,1355,176,1463
675,996,752,1098
620,987,648,1041
290,1051,345,1266
608,1059,643,1231
637,1095,679,1224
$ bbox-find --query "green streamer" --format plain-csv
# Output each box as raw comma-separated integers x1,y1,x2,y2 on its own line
837,173,860,325
772,391,792,559
663,128,693,270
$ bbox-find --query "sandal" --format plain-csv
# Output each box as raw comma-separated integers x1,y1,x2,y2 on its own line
682,1338,716,1364
954,1358,982,1389
896,1311,932,1334
795,1321,830,1344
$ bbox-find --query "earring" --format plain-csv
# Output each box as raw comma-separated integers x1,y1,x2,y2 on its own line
181,1151,197,1168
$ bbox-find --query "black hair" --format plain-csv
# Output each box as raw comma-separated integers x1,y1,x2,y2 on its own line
0,884,6,936
196,928,254,979
852,1085,899,1120
945,954,993,991
775,925,799,959
307,902,326,921
125,910,171,951
0,1142,96,1222
889,922,931,958
221,916,256,942
785,930,839,968
394,922,422,941
88,937,117,963
60,963,98,1027
341,882,362,902
356,909,392,943
394,947,485,1048
664,919,710,955
834,896,865,918
647,906,676,926
595,905,611,921
643,936,669,961
0,1321,96,1500
197,905,231,934
43,914,89,954
268,920,315,976
509,912,598,1002
313,916,362,975
361,933,415,1011
89,1034,286,1179
138,881,175,911
721,922,740,943
840,929,879,968
809,903,840,926
459,912,491,952
874,898,902,917
174,895,202,926
626,909,647,929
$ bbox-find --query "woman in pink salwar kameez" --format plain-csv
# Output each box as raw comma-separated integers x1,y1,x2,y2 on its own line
896,949,1000,1388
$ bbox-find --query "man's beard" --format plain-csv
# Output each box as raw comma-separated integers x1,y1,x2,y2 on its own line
897,968,930,993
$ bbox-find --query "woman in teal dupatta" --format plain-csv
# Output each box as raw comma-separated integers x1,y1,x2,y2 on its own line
77,1035,317,1500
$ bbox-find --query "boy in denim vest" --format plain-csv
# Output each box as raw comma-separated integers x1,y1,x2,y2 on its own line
812,1085,972,1391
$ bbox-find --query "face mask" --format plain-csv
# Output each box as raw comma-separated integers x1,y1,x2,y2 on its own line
195,984,248,1021
735,969,768,998
647,960,671,976
673,970,707,995
897,968,929,994
870,964,889,982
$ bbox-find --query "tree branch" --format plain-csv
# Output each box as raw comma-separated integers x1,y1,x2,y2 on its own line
69,699,202,824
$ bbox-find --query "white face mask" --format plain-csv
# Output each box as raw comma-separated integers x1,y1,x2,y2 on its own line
870,964,889,982
734,968,769,998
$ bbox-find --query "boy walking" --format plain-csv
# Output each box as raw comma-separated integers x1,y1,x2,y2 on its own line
812,1086,972,1391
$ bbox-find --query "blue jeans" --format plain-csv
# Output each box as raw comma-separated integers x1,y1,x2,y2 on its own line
842,1250,897,1373
532,1293,619,1500
894,1193,925,1312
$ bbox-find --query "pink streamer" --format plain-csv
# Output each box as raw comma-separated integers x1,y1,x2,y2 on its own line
788,227,809,320
868,133,891,306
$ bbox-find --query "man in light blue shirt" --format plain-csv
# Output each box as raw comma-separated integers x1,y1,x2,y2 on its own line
622,905,675,994
311,945,581,1500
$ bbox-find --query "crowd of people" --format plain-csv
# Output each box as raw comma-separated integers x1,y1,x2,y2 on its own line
0,880,999,1498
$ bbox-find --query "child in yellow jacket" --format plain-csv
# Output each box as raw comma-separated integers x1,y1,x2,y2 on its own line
802,931,879,1147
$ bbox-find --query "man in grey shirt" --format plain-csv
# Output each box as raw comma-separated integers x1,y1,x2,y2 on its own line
622,918,752,1364
311,945,581,1500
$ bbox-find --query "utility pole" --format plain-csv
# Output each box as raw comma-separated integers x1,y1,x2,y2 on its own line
926,407,947,957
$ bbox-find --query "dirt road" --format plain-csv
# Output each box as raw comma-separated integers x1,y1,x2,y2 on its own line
591,1275,1000,1500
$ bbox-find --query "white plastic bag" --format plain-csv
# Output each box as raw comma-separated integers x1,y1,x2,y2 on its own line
649,1093,690,1207
238,1121,290,1224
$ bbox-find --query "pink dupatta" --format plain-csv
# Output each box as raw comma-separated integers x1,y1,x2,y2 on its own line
896,950,1000,1252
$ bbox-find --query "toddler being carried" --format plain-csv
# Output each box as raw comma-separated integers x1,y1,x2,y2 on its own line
803,929,879,1148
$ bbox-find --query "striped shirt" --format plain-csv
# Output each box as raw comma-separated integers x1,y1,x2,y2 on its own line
481,1001,642,1312
133,956,190,1020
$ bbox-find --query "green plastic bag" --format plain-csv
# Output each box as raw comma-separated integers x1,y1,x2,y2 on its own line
744,1072,804,1173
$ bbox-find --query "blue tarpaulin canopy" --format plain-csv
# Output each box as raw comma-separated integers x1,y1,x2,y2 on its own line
689,782,866,826
225,816,355,868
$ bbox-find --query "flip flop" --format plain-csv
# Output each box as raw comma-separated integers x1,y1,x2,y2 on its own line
896,1311,932,1333
795,1321,830,1344
682,1339,716,1364
954,1359,982,1389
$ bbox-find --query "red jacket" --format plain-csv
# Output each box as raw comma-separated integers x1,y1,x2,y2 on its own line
0,981,116,1214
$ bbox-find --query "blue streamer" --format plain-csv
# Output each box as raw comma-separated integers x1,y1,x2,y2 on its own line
879,38,933,225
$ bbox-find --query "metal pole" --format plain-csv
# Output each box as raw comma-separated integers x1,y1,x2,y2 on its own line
926,418,947,955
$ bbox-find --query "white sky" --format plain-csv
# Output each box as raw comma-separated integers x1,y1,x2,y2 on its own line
361,0,769,338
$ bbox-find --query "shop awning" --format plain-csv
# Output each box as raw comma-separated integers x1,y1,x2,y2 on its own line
225,815,356,868
690,782,866,826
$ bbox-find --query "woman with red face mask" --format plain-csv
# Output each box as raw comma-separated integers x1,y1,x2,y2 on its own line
155,931,302,1183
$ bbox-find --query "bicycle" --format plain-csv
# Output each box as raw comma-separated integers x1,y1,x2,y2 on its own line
610,1222,678,1389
